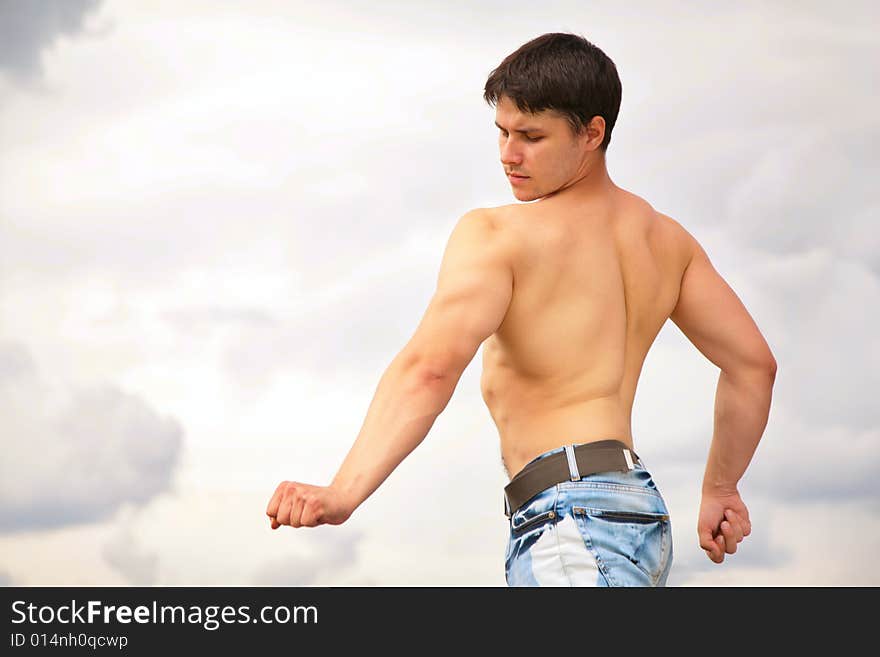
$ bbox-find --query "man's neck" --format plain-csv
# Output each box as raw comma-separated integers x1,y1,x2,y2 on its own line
540,157,616,204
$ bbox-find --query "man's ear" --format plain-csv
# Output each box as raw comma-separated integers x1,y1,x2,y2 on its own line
584,115,605,150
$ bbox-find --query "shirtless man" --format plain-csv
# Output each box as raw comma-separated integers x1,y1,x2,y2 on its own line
266,33,777,586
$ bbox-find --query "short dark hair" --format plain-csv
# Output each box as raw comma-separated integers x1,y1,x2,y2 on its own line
483,32,622,152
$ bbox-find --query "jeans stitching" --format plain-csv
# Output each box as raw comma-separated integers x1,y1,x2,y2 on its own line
658,521,672,586
652,521,671,586
572,512,618,586
557,481,663,497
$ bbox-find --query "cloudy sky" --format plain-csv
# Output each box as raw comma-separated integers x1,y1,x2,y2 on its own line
1,0,877,587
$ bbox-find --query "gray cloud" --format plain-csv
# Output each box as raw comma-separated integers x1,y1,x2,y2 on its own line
745,424,880,505
0,339,184,534
725,124,880,272
753,252,880,432
0,340,37,382
670,524,793,585
101,525,160,585
0,0,104,81
250,527,365,586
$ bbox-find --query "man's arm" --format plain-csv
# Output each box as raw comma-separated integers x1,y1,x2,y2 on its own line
330,209,514,513
265,209,514,528
669,222,777,562
670,228,778,489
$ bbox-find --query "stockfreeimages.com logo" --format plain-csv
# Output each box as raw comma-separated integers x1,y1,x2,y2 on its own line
11,599,317,631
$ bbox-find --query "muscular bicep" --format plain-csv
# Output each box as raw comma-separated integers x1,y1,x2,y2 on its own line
670,235,777,374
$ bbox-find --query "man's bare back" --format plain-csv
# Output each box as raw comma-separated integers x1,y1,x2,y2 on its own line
481,188,692,480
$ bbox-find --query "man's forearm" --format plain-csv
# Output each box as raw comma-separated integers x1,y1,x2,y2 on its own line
702,366,776,493
330,351,458,513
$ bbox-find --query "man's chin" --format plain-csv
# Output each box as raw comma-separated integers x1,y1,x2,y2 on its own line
513,189,541,202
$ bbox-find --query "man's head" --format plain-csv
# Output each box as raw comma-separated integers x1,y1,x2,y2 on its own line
483,33,622,201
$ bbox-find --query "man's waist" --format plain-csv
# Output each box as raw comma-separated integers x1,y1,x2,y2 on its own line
503,439,640,518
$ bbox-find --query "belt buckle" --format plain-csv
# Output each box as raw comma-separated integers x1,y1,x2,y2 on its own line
623,448,635,470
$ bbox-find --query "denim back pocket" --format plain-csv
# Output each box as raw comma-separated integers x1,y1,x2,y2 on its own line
572,505,671,586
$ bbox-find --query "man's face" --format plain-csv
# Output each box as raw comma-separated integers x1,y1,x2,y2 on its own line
494,94,594,202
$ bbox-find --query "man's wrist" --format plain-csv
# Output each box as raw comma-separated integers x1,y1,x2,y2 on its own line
330,480,361,515
701,481,739,496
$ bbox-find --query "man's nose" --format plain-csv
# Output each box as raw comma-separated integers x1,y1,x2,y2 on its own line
500,137,522,166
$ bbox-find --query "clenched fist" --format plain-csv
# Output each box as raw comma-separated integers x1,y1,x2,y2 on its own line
266,481,353,529
698,487,752,563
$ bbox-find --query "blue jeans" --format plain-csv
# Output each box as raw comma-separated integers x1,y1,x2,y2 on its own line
505,444,673,586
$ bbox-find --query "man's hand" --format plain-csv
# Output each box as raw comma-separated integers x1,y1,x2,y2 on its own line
698,488,752,563
266,482,353,530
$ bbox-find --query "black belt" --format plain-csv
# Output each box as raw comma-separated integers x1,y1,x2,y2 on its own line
504,439,641,518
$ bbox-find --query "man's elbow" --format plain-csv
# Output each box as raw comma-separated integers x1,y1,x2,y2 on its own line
412,356,465,386
766,355,778,379
398,355,462,417
721,352,777,385
403,342,472,380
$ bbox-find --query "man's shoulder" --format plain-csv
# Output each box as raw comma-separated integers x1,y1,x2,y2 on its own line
468,204,525,242
466,203,514,220
651,210,697,268
453,205,517,236
449,206,522,267
468,204,531,236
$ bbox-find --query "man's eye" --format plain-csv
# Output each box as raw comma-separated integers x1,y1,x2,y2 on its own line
499,131,542,142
